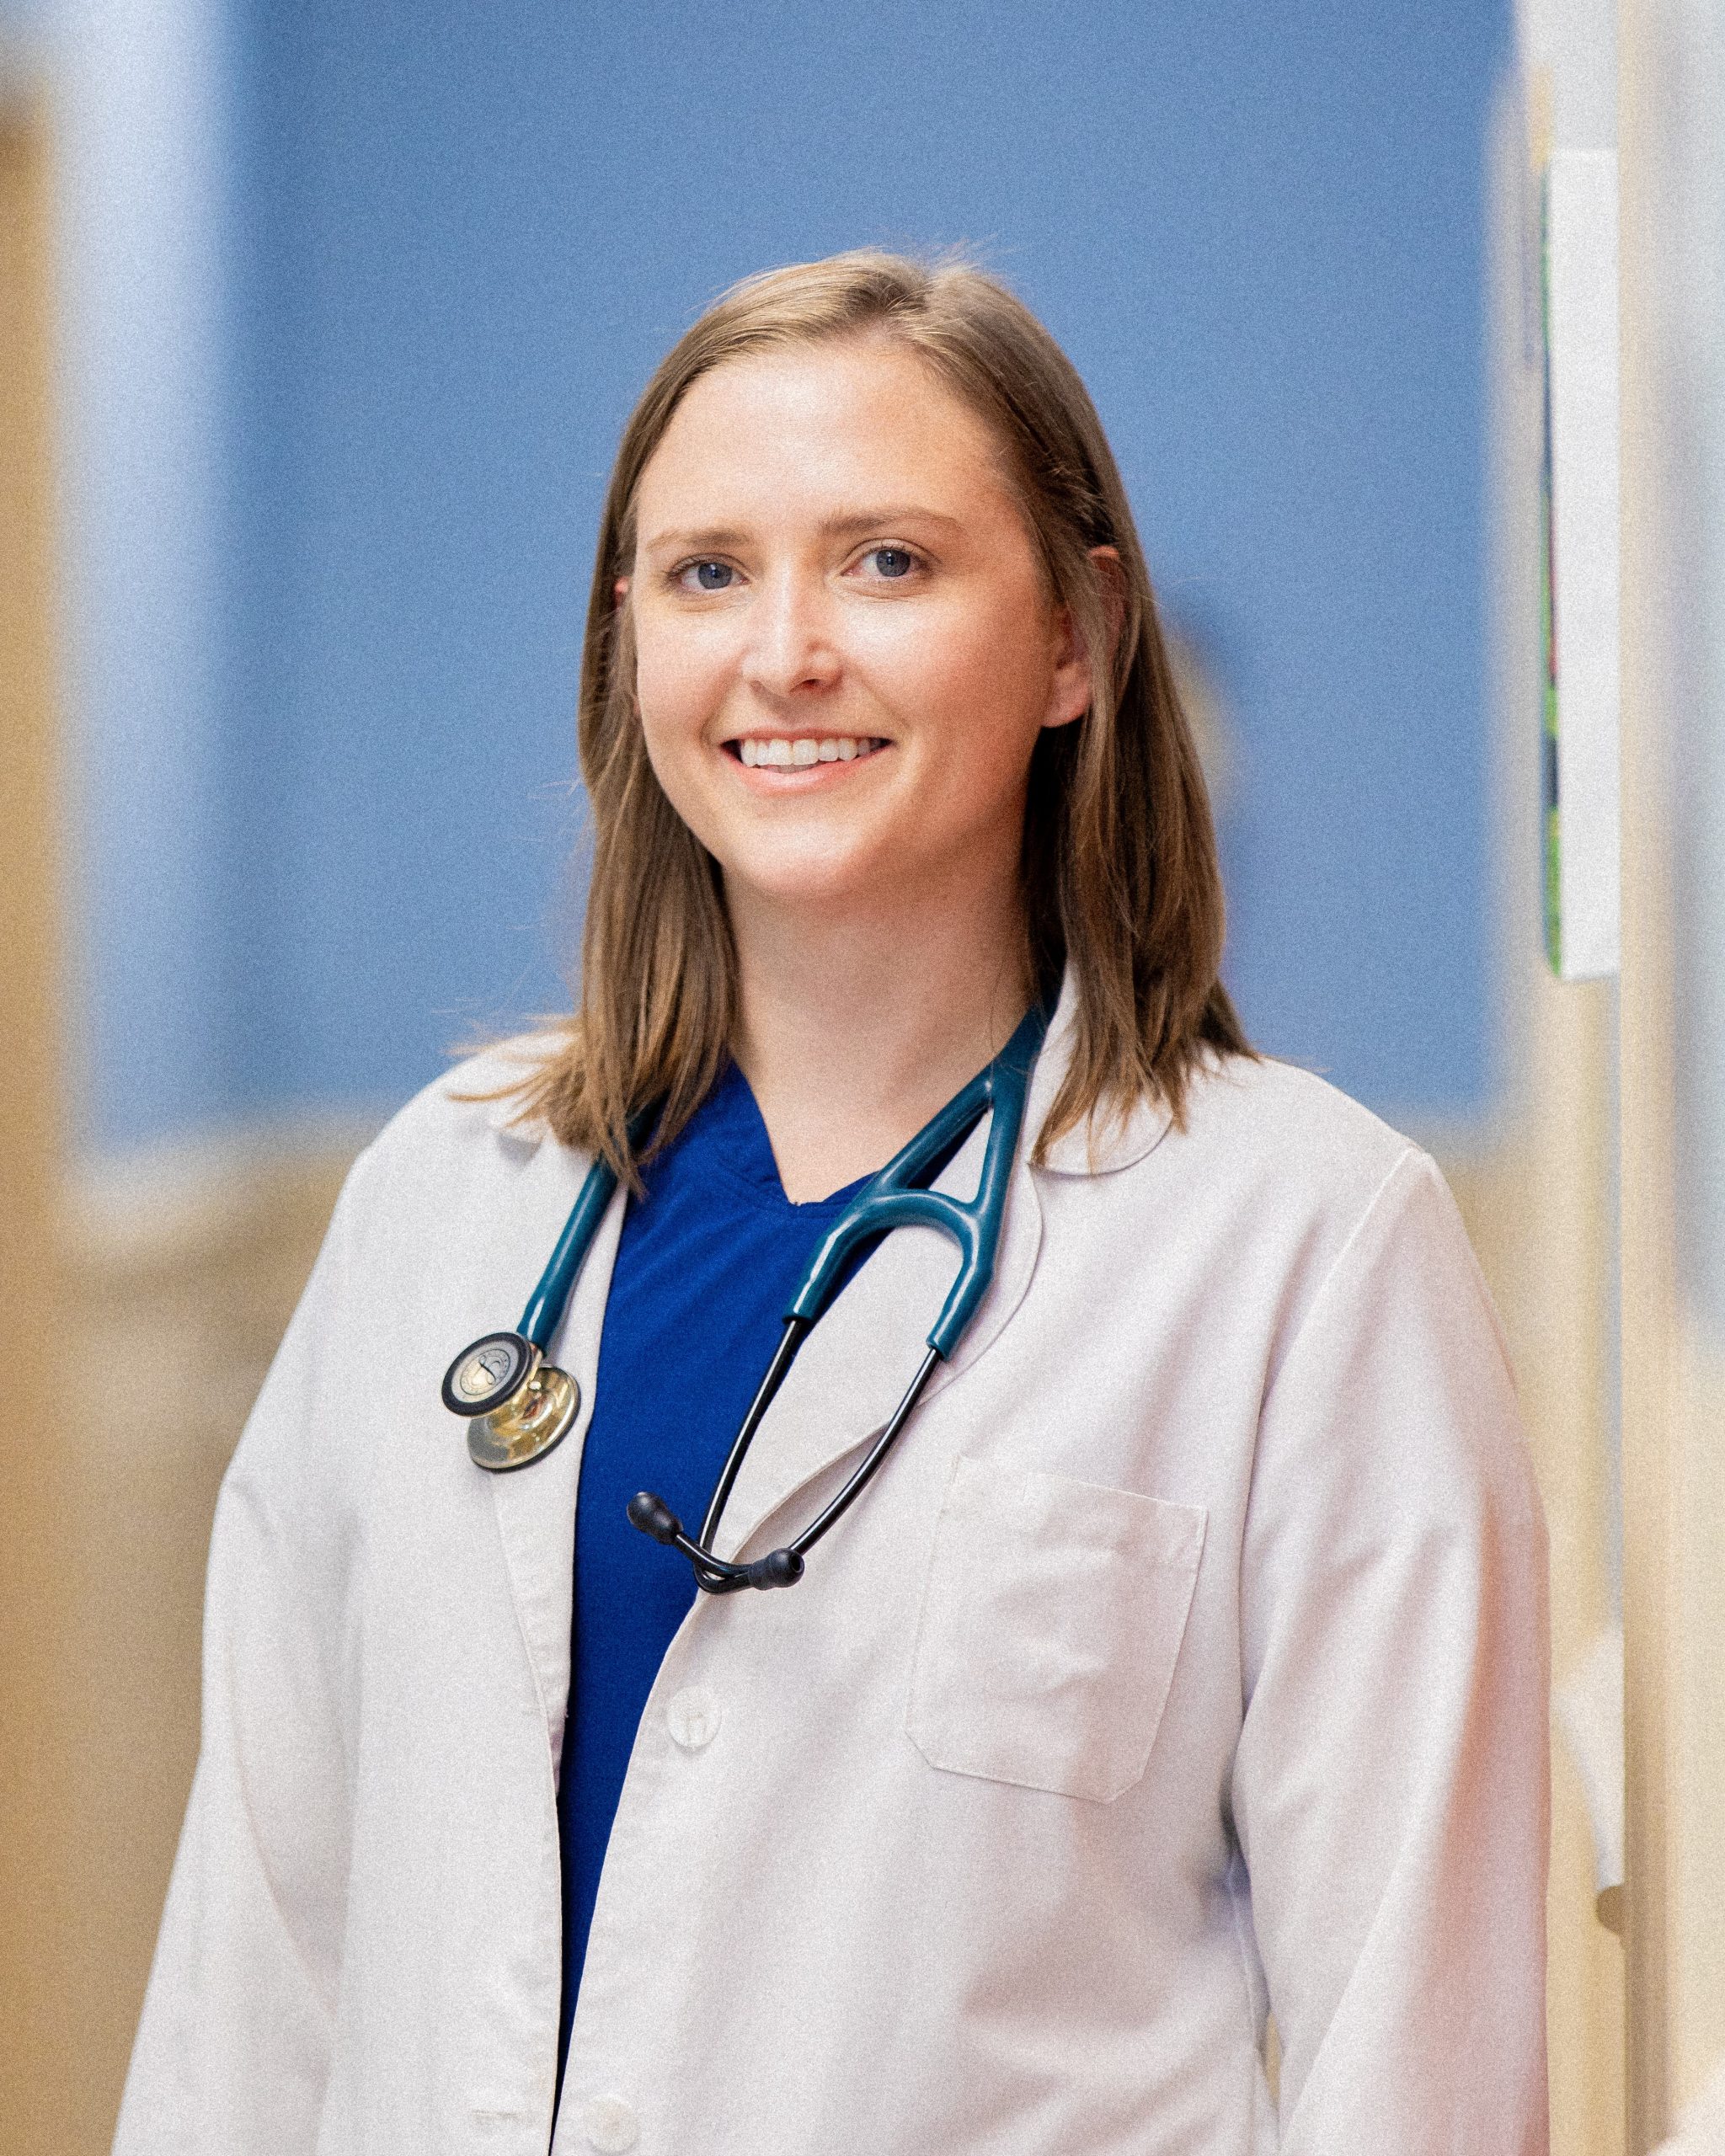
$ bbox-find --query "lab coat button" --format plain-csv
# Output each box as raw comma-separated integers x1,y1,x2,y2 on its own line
583,2093,638,2151
666,1686,721,1749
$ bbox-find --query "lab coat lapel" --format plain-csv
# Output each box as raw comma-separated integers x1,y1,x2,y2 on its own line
484,1129,626,1757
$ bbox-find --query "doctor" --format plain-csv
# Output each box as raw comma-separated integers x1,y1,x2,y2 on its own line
116,251,1549,2155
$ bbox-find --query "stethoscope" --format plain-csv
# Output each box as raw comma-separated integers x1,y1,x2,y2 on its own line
441,1004,1048,1593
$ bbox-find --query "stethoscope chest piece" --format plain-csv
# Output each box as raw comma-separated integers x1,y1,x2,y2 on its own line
443,1331,581,1472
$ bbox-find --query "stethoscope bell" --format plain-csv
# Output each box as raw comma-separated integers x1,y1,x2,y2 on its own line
442,1331,581,1471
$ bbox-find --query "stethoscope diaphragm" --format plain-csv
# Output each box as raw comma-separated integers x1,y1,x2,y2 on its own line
442,1331,539,1417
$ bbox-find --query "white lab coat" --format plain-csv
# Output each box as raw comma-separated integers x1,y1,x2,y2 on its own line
115,982,1549,2155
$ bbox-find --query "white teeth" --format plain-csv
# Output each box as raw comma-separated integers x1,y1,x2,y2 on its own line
737,735,882,768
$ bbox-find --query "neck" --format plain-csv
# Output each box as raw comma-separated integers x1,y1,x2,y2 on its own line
727,866,1033,1203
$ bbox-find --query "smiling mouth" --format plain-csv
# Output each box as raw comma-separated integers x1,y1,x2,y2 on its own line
726,735,889,770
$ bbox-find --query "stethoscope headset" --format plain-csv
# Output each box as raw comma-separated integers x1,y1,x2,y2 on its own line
441,1003,1047,1594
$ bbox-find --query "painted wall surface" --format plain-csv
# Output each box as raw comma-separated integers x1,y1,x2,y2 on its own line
58,0,1510,1152
1670,1,1725,1338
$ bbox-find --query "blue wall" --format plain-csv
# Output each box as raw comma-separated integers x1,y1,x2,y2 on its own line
65,0,1509,1151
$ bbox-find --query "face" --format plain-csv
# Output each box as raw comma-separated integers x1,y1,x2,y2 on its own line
625,338,1094,926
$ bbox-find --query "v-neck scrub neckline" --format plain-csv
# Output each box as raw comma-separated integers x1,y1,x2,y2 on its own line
670,1060,873,1212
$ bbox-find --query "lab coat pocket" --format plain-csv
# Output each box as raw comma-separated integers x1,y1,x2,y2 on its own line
905,1455,1206,1803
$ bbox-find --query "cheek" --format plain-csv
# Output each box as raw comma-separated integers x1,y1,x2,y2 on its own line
629,650,718,838
633,633,708,747
880,597,1054,754
633,650,740,835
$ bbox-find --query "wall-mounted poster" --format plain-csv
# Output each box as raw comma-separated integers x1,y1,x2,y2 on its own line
1523,0,1621,982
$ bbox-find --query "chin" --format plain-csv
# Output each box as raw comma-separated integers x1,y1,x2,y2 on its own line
722,841,896,914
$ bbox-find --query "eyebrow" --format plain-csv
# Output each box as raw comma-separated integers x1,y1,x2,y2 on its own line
639,506,964,556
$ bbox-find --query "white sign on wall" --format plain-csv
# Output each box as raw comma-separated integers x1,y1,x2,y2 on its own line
1520,0,1621,981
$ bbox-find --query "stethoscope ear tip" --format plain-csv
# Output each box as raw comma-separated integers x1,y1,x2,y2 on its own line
627,1491,681,1545
745,1548,804,1589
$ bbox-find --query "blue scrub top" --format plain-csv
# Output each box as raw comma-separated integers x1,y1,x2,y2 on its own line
555,1064,868,2075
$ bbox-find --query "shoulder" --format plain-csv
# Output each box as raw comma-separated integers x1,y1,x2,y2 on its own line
1072,1051,1496,1381
1173,1050,1418,1203
1184,1049,1481,1285
1186,1054,1513,1403
371,1034,558,1151
1083,1049,1430,1257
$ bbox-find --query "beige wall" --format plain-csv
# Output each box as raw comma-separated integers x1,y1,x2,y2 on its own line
0,94,83,2156
53,1150,355,2148
1620,3,1725,2140
1445,1045,1626,2156
1475,68,1630,2152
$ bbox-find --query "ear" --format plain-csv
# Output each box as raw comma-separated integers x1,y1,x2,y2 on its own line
613,575,631,609
1041,545,1124,732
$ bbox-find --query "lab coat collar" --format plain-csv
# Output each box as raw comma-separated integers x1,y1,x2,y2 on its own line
475,1037,564,1140
1023,968,1175,1178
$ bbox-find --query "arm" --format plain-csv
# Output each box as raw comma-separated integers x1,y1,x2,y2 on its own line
114,1155,375,2154
1233,1150,1550,2153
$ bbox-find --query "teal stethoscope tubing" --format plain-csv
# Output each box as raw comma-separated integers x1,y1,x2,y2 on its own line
510,1003,1046,1594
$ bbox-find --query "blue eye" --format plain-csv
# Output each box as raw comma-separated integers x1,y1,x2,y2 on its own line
867,547,915,579
690,561,734,591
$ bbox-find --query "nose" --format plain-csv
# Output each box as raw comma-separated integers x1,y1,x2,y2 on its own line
740,566,841,701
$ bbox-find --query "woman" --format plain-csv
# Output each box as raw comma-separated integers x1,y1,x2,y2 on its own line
117,251,1548,2154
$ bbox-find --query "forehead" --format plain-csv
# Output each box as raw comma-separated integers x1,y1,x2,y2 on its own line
633,338,1017,539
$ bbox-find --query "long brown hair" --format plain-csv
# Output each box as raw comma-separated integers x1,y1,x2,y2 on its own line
502,248,1250,1178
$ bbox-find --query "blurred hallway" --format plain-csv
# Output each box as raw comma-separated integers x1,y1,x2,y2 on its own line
5,3,1725,2148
